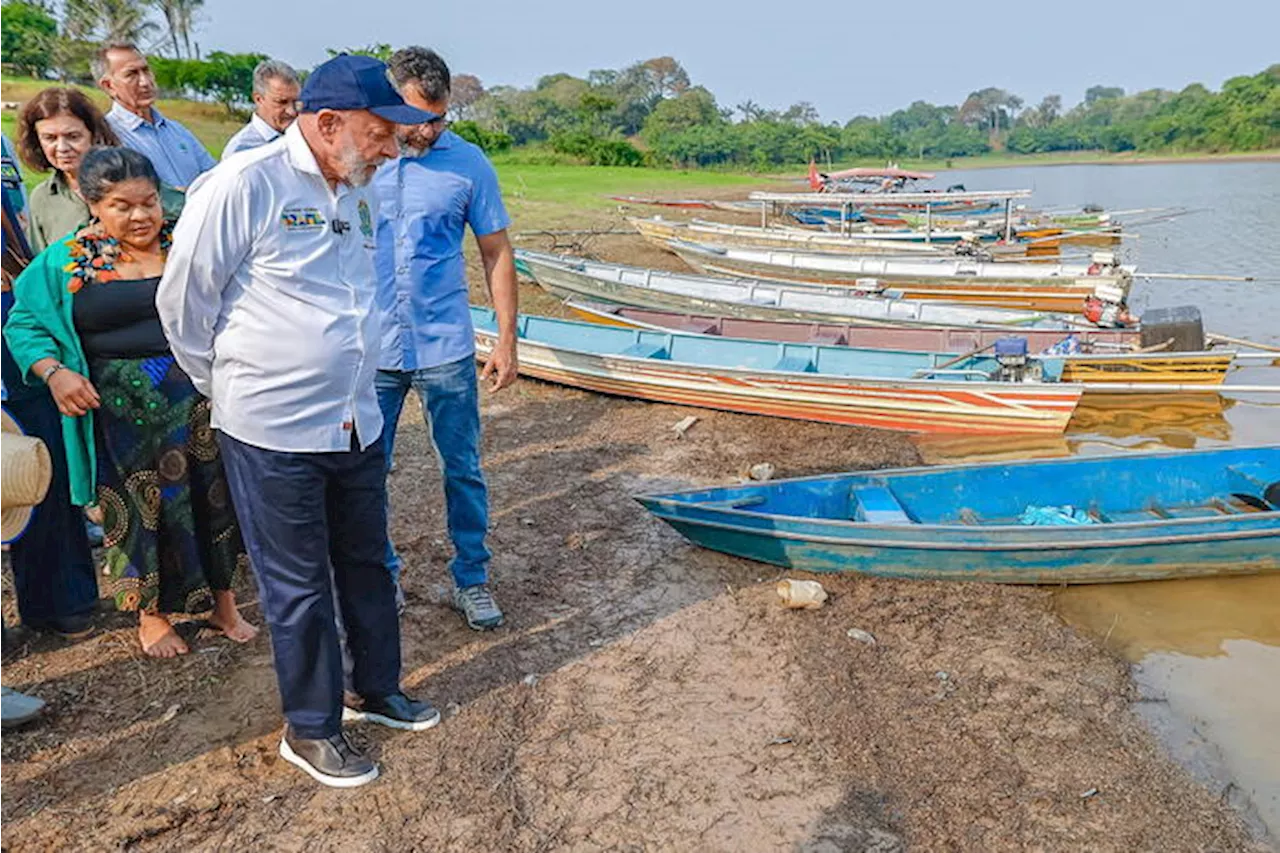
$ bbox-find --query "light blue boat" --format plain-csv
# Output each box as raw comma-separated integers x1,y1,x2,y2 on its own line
635,446,1280,583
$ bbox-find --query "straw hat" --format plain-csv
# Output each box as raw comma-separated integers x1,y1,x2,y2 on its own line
2,408,52,543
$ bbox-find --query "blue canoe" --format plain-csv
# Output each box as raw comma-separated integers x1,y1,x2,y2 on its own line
635,446,1280,583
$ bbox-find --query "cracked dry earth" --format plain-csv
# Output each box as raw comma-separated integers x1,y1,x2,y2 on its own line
1,368,1268,851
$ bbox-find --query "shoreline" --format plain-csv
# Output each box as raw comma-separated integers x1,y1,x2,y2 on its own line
936,150,1280,171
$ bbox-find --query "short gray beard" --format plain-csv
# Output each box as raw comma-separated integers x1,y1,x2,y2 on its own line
338,144,379,187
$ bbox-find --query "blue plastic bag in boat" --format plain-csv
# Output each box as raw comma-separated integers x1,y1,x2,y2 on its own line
1018,504,1097,526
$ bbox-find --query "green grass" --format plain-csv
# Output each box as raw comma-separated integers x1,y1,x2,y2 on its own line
2,75,245,184
495,163,759,207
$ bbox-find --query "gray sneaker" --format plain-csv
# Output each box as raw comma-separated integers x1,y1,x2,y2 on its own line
452,584,504,630
2,687,46,729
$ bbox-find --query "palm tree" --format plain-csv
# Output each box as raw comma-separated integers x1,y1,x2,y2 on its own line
151,0,202,57
65,0,160,45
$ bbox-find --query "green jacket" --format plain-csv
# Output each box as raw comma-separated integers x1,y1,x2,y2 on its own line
4,236,98,506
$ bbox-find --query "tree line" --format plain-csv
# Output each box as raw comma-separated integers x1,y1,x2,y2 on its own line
465,62,1279,167
4,2,1277,167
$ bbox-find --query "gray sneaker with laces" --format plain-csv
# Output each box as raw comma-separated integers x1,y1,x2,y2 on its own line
452,584,504,630
2,687,46,729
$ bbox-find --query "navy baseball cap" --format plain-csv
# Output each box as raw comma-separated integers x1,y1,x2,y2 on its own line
300,54,438,124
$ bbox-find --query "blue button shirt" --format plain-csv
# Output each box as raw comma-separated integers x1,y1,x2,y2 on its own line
106,102,216,189
373,130,511,371
1,133,29,234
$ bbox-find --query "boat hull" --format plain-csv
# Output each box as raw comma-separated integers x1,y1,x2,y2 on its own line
565,302,1230,387
631,217,945,256
636,447,1280,583
520,251,1087,331
669,241,1131,293
474,318,1080,435
689,259,1101,314
649,515,1278,583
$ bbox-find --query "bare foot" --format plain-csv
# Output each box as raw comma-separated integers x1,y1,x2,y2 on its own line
139,612,189,658
207,590,258,643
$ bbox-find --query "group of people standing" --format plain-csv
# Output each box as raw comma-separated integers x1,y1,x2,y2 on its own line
2,42,519,788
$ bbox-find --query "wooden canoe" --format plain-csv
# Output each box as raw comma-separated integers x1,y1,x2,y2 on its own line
630,217,946,256
667,241,1131,314
516,250,1096,332
564,301,1232,387
635,446,1280,583
471,306,1082,435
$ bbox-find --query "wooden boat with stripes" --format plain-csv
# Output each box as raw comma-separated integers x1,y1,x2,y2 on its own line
668,240,1133,314
630,217,946,256
471,307,1081,434
516,250,1096,332
634,446,1280,583
631,217,1055,260
564,301,1233,386
670,239,1131,292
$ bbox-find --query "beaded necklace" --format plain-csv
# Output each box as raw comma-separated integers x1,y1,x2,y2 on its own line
64,219,174,294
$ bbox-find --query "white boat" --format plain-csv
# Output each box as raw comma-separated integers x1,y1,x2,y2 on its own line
668,240,1134,289
516,250,1097,331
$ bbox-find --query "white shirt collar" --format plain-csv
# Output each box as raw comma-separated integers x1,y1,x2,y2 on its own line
283,122,324,178
250,112,282,141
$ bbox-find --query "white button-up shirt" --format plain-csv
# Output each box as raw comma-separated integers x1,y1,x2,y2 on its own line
221,113,283,160
157,123,383,454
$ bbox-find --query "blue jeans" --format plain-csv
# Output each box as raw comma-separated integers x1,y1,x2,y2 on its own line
218,432,401,739
376,357,491,589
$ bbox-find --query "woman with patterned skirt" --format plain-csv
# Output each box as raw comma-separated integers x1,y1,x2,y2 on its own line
5,147,257,657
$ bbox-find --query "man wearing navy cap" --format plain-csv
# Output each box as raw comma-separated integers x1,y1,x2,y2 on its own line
158,54,440,788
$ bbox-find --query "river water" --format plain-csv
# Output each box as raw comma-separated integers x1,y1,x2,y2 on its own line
922,162,1280,842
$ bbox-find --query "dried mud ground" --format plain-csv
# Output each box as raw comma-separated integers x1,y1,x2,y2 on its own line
0,227,1269,851
0,381,1266,852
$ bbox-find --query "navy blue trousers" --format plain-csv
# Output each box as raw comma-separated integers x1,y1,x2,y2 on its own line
4,395,98,627
218,432,401,739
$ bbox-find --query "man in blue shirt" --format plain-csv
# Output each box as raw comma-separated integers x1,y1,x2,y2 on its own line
374,47,518,630
97,43,216,189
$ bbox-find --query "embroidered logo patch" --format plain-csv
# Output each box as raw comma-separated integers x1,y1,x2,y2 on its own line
280,207,327,231
0,158,20,187
357,199,373,238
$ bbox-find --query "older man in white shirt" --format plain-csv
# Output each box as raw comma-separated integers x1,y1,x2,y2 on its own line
157,54,440,789
222,60,300,159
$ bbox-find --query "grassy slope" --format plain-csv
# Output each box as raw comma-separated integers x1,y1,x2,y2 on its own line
1,76,245,184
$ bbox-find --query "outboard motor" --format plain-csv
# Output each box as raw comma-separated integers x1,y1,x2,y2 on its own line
994,337,1032,382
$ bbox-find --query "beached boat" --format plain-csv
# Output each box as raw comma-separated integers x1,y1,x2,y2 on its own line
670,240,1132,288
667,241,1131,314
516,250,1097,331
630,217,947,256
635,445,1280,583
565,302,1233,386
471,307,1082,434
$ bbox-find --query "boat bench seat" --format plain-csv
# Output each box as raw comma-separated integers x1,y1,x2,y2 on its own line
1226,463,1280,496
852,486,914,525
772,355,817,373
618,342,669,359
675,320,719,334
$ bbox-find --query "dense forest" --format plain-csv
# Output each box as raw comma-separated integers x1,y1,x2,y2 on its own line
4,0,1278,168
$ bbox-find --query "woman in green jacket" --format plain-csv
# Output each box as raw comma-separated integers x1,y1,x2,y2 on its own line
5,146,256,658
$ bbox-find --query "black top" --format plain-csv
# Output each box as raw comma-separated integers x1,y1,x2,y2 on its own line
72,276,170,360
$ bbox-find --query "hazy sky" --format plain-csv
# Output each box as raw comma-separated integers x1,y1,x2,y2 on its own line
198,0,1279,120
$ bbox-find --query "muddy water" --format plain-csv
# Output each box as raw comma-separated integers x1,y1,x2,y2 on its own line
921,161,1280,842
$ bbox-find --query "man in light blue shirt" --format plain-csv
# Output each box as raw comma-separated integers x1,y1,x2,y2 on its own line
374,47,518,631
222,60,300,159
97,43,215,189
